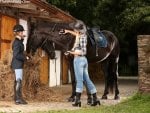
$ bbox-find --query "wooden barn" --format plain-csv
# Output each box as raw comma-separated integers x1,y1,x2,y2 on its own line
0,0,76,87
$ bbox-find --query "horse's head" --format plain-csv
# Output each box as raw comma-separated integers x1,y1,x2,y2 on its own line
41,38,56,59
26,20,87,58
26,30,56,59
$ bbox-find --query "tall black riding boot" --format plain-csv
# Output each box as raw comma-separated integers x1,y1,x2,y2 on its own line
14,81,16,101
15,79,27,105
72,92,81,107
91,93,100,106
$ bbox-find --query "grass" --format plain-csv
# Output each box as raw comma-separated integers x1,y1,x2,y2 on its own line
33,93,150,113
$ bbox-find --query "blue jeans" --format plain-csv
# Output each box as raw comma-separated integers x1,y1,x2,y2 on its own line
73,56,97,94
14,69,23,81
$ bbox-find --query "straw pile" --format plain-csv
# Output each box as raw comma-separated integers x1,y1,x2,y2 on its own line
0,49,103,102
0,50,14,100
0,50,65,102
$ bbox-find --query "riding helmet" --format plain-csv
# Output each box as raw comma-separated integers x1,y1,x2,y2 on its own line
13,24,24,32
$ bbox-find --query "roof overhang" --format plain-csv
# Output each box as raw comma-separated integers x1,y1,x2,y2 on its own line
0,0,76,23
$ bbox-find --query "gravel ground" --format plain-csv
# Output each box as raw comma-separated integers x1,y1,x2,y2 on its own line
0,79,138,113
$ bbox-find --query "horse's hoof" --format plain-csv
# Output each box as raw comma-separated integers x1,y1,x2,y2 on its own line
68,97,75,102
101,95,107,99
114,95,120,100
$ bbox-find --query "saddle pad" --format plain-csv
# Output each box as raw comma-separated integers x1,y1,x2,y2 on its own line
92,30,108,48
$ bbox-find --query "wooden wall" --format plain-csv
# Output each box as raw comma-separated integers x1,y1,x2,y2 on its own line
39,50,49,85
62,54,69,84
0,15,17,59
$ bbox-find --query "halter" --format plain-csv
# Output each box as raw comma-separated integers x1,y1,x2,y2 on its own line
32,24,57,58
39,31,70,51
40,23,57,49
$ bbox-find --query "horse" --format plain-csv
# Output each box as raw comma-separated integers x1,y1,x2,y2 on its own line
26,20,120,102
26,21,56,59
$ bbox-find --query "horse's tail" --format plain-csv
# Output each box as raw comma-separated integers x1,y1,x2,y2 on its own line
108,57,119,94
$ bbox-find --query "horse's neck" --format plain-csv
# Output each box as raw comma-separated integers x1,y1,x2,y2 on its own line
55,38,75,52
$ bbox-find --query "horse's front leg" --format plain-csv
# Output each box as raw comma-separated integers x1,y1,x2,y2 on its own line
114,76,119,100
68,61,76,102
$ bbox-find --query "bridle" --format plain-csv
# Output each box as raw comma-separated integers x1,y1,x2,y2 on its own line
40,23,57,49
32,24,57,58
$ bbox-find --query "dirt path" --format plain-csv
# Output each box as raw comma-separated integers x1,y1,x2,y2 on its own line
0,79,138,113
0,99,123,113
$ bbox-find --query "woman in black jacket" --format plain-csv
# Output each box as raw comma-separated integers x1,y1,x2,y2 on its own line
11,24,27,105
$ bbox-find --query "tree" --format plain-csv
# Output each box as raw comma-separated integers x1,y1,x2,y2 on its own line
47,0,150,75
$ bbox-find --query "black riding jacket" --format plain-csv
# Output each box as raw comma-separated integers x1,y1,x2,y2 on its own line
11,37,26,69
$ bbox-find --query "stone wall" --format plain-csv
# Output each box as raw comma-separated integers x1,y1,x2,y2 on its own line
137,35,150,93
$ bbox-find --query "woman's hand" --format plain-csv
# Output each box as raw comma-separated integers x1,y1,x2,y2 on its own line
59,29,66,34
59,29,78,37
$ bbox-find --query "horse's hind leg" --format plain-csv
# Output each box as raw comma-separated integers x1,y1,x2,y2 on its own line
101,57,120,100
101,60,109,99
109,57,120,99
113,57,120,100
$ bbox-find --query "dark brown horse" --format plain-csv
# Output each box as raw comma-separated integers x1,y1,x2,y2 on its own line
26,20,120,102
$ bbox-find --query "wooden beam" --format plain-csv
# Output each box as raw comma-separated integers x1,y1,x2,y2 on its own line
19,13,63,22
0,7,18,18
0,0,76,22
29,0,76,22
0,3,36,10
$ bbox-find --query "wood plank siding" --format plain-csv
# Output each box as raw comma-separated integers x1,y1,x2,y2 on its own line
0,15,17,58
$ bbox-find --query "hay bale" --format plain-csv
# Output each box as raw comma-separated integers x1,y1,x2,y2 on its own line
0,50,14,100
23,52,41,99
0,50,67,102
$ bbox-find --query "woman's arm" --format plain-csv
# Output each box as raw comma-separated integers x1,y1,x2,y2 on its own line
64,29,77,36
59,29,78,36
68,49,82,55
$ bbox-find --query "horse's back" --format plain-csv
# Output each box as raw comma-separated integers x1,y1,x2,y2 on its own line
87,30,120,62
102,30,120,55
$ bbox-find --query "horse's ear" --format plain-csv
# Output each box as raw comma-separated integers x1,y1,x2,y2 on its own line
28,18,37,32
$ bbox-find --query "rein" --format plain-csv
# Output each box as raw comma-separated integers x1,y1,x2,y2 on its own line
40,23,57,49
39,31,69,51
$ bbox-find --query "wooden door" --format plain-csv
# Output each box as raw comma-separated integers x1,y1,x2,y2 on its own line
39,50,49,85
49,51,61,87
62,54,69,84
0,15,17,59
